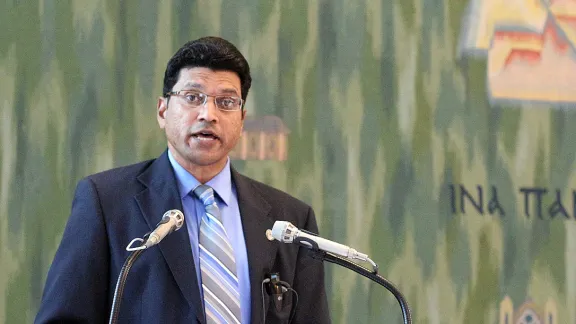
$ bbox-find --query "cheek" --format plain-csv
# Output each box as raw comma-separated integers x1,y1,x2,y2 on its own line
166,111,192,133
164,119,186,143
229,120,244,139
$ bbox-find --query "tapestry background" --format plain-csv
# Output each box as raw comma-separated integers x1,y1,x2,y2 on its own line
1,0,575,323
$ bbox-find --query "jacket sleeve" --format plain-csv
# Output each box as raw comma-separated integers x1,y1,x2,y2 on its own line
291,206,331,324
35,178,111,324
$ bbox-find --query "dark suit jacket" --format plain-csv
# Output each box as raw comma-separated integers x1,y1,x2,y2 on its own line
35,151,330,324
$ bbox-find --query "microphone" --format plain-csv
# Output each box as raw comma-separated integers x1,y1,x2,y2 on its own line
110,210,185,324
268,221,369,261
143,209,185,248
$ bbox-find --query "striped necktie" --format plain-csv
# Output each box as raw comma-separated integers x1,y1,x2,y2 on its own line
193,185,241,324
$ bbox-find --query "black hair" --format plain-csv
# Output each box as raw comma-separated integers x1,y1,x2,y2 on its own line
162,36,252,101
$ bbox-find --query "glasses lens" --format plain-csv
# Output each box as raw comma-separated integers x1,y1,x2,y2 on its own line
215,96,242,111
181,91,206,106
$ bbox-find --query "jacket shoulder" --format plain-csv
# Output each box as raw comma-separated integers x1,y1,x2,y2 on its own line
234,171,312,211
82,158,156,190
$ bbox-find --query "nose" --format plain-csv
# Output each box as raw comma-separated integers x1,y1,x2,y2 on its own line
196,97,219,123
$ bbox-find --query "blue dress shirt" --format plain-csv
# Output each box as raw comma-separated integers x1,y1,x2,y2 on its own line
168,151,251,323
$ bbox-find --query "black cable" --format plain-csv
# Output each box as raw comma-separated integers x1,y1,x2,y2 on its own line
261,279,299,324
108,249,145,324
261,279,269,324
274,281,299,324
286,287,299,324
309,250,412,324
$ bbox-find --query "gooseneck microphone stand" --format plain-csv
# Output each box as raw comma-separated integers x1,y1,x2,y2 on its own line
107,210,184,324
295,237,412,324
108,233,151,324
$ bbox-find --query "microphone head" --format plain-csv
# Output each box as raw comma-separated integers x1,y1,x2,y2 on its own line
271,221,298,243
163,209,185,231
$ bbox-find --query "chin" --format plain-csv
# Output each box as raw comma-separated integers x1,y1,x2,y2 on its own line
188,155,227,167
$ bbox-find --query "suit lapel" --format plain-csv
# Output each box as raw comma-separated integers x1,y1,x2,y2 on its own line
135,151,205,324
231,169,278,323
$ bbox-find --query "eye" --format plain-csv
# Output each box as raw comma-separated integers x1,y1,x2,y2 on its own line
182,91,205,106
217,97,241,110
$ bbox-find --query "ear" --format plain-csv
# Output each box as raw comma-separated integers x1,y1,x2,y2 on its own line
157,97,168,129
240,109,247,133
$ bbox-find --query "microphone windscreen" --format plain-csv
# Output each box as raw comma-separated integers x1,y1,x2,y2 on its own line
271,221,287,241
271,221,297,243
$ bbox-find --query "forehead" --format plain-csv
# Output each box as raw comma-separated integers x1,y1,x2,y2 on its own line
175,67,241,94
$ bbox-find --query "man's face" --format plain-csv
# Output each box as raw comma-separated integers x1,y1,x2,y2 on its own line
157,67,246,174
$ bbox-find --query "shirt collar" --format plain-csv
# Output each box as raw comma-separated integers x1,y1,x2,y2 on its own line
167,150,233,206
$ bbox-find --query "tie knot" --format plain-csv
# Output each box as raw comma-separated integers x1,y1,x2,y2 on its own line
193,184,215,206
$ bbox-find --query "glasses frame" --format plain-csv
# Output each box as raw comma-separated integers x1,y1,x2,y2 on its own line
164,90,244,111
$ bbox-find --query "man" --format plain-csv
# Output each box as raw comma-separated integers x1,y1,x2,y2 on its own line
35,37,330,324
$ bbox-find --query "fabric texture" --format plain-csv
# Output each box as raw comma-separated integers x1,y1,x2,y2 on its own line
194,185,241,323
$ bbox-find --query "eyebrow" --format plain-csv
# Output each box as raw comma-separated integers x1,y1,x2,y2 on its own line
181,82,240,96
217,88,240,96
181,82,204,90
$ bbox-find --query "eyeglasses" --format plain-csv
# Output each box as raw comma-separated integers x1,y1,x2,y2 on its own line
165,90,244,111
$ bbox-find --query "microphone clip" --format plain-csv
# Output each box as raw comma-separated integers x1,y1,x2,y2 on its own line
126,231,151,252
293,236,321,252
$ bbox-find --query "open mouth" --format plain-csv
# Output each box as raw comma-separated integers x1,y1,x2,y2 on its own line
191,131,219,141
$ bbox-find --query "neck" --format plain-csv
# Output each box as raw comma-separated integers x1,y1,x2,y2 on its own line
188,163,226,184
168,148,228,184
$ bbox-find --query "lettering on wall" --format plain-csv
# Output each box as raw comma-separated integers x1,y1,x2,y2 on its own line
449,184,576,220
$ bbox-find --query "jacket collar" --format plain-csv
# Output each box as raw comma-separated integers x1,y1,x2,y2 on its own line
135,150,205,323
134,150,279,323
231,169,279,323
